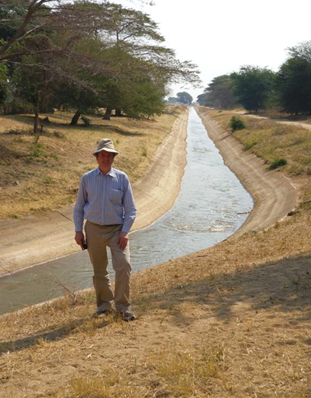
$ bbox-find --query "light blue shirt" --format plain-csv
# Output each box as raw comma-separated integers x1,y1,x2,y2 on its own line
73,167,136,233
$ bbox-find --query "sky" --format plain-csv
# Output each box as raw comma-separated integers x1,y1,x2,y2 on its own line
121,0,311,100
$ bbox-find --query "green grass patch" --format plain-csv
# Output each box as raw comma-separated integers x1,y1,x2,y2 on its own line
269,158,287,170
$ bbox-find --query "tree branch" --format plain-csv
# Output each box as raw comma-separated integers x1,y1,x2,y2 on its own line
0,0,54,59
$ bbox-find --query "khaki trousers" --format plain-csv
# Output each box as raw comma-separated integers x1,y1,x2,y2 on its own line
85,221,131,312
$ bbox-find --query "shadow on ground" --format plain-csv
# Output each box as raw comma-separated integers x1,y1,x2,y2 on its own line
134,253,311,328
0,316,110,355
2,115,146,137
1,253,311,355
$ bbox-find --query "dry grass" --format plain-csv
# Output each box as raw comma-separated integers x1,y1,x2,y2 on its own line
63,345,223,398
0,106,182,219
204,109,311,176
1,200,311,397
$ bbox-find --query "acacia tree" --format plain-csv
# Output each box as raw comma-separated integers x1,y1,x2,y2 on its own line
202,74,237,109
98,47,168,120
1,0,116,130
0,0,57,62
177,91,193,105
68,1,200,120
230,66,275,112
287,40,311,63
1,0,201,127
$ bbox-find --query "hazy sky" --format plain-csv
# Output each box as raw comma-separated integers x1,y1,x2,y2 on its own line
123,0,311,100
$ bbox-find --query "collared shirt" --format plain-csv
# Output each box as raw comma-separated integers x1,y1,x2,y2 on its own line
73,167,136,233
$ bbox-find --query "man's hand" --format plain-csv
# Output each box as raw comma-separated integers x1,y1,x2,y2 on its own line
75,231,86,250
118,231,129,250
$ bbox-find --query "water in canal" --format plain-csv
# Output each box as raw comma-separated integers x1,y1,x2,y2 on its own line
0,108,253,315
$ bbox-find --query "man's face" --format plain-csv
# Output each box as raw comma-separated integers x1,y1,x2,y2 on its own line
97,150,115,170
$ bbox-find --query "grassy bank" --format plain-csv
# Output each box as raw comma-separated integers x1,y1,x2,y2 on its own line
0,107,182,220
201,108,311,209
1,108,311,397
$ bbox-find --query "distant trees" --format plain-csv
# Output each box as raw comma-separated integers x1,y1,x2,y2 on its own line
177,91,193,105
197,68,276,112
230,66,276,112
198,40,311,116
198,75,237,109
167,96,178,103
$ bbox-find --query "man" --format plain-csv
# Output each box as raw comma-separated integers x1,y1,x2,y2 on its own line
74,138,137,321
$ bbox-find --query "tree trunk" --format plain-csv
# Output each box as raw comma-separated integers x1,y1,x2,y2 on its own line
115,108,122,117
103,107,112,120
70,110,81,125
34,92,40,143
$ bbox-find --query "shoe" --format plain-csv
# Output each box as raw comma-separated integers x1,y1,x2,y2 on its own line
120,310,136,322
93,308,111,318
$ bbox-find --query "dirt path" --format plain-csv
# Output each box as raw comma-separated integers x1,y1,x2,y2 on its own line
0,111,188,277
237,111,311,131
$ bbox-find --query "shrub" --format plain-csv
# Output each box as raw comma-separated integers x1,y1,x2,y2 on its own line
229,116,246,133
269,158,287,170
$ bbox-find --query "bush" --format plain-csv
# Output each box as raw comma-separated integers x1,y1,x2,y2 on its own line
269,158,287,170
229,116,246,133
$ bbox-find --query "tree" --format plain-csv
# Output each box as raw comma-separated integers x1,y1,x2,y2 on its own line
31,0,200,122
287,40,311,63
276,57,311,115
83,2,200,119
196,93,206,106
1,0,201,126
203,74,237,109
0,63,8,107
177,91,193,105
1,1,117,129
11,34,63,135
0,0,55,62
276,42,311,115
230,66,275,112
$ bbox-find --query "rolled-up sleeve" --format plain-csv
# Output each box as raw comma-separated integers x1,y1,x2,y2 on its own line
73,177,87,232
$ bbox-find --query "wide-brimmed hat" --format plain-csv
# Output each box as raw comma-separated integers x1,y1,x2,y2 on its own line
93,138,118,156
